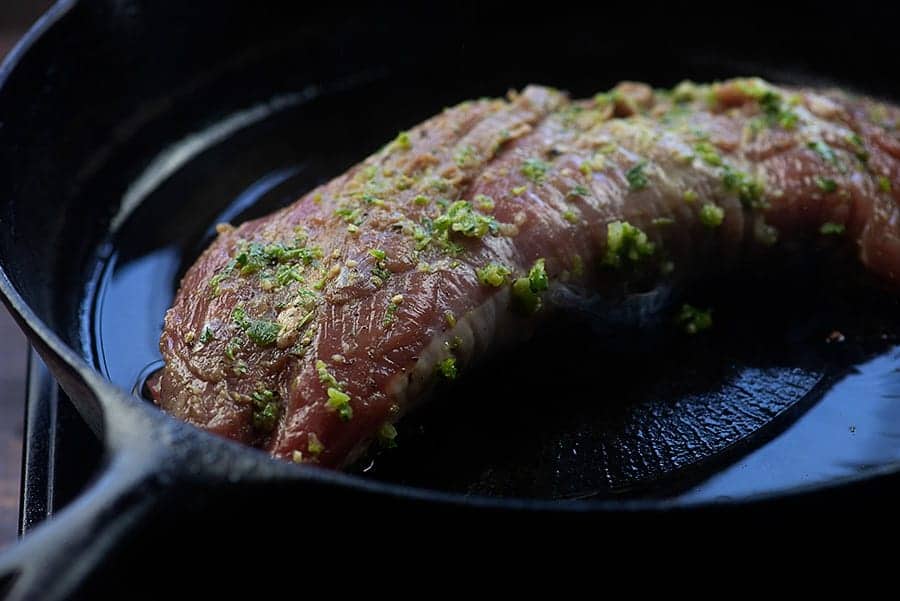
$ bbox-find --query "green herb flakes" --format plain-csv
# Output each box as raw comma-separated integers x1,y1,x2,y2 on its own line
816,177,838,193
326,387,353,421
307,433,324,455
694,142,723,167
393,131,412,150
511,258,549,314
808,141,838,165
438,357,458,379
454,145,477,168
677,304,713,335
250,389,280,433
699,203,725,228
476,262,512,287
819,222,845,235
378,423,398,448
521,158,551,183
433,200,498,238
245,320,280,346
474,194,495,212
315,359,339,389
625,161,649,190
603,221,655,267
722,166,765,207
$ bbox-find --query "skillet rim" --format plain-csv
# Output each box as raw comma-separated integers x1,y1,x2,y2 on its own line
1,0,899,515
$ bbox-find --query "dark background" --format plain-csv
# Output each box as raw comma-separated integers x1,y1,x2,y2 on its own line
0,0,52,549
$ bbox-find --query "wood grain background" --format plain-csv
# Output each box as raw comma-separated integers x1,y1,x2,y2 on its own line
0,0,53,549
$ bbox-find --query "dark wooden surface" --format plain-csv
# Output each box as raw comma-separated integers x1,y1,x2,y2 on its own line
0,1,53,550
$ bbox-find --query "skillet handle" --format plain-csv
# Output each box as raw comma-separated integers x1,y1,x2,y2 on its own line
0,447,166,601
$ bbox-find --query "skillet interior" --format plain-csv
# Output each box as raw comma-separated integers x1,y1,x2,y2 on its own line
2,0,900,505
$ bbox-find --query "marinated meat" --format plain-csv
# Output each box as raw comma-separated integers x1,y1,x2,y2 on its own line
152,78,900,467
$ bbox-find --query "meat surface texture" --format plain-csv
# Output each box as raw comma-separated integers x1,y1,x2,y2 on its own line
153,78,900,468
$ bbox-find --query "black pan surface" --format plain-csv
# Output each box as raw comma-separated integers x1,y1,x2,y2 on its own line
2,1,900,597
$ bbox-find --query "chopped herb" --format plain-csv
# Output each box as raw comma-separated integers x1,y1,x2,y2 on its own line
677,304,713,335
846,133,869,162
722,166,765,207
625,161,649,190
225,337,243,360
454,145,477,168
511,278,539,314
395,175,414,190
275,265,304,287
368,248,387,261
245,320,280,346
808,141,838,165
315,359,340,388
444,311,457,328
562,209,579,223
315,360,352,420
208,260,236,296
699,203,725,228
521,158,551,183
776,110,799,130
326,387,353,421
232,306,280,346
234,243,268,275
652,217,675,227
594,92,614,107
603,221,655,267
683,190,699,203
335,206,363,224
307,433,324,455
378,423,398,448
428,177,450,192
879,176,892,193
383,299,400,326
571,184,590,197
231,306,249,328
671,80,699,102
250,389,280,433
438,357,458,379
752,87,798,130
820,222,845,235
694,142,723,167
347,223,359,234
413,194,430,206
528,258,549,293
474,194,495,212
433,200,498,238
362,193,385,207
393,131,412,150
511,185,527,196
251,401,279,433
512,258,549,314
199,326,214,344
816,177,838,193
579,162,592,176
476,262,512,287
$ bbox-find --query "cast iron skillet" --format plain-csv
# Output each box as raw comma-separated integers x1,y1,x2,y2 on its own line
1,1,900,597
